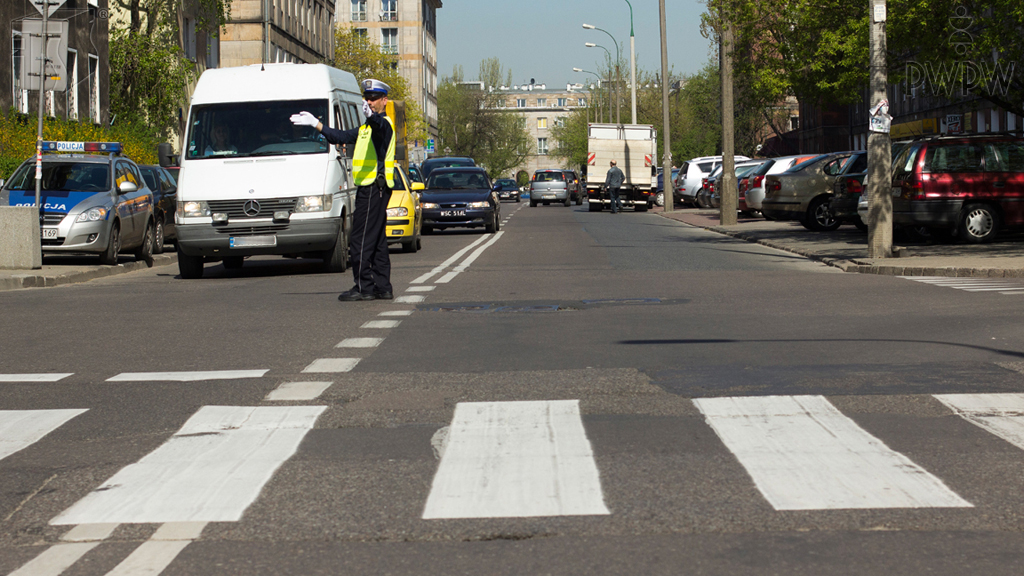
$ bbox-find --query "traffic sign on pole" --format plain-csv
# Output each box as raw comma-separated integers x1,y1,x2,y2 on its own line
30,0,67,18
21,19,68,92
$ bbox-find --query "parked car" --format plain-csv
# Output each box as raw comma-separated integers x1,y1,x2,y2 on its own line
744,155,816,215
493,178,521,202
675,155,750,206
890,134,1024,242
761,152,853,231
711,161,769,211
562,169,585,205
2,141,156,265
529,169,572,207
138,164,178,253
419,156,476,182
386,165,422,253
697,165,723,209
420,167,500,234
656,167,680,207
828,152,869,230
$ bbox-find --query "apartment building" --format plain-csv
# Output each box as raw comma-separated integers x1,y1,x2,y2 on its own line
2,0,109,124
336,0,441,162
222,0,335,67
491,83,590,176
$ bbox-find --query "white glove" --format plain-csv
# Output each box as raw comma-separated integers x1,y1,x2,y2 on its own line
290,111,319,127
362,100,373,119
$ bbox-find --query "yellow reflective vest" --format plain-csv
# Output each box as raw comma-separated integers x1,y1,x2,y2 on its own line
352,116,396,187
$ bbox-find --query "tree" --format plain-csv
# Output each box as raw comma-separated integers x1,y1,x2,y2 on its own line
550,108,589,170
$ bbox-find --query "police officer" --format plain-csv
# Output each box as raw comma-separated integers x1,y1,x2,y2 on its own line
290,79,396,301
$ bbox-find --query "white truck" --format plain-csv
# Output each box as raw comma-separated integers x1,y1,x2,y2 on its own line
584,123,658,212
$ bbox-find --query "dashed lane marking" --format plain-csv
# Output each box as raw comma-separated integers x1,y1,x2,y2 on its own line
302,358,360,373
935,394,1024,451
336,337,384,348
395,295,424,303
106,370,268,382
0,373,73,382
264,381,333,401
412,235,490,284
436,231,505,284
0,409,88,462
361,320,401,328
406,286,435,292
378,310,413,316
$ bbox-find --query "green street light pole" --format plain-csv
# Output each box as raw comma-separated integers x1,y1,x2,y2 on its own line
573,67,605,123
623,0,637,124
583,23,621,125
585,43,613,123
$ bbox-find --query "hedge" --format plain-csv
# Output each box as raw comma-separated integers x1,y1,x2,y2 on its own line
0,108,163,180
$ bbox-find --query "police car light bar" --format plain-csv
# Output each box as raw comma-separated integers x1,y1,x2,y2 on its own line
41,141,122,153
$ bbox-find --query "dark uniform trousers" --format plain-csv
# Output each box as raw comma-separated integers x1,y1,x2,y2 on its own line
349,183,393,295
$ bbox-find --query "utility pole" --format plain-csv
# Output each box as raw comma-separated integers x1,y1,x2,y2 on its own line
625,0,637,125
719,13,737,225
658,0,672,212
867,0,892,257
34,0,52,224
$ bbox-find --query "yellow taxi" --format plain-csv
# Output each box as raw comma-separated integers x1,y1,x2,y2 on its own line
386,165,423,253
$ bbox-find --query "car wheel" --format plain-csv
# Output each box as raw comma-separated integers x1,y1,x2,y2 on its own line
98,222,121,265
322,220,349,272
134,220,155,263
588,201,602,212
854,218,868,232
416,236,422,250
402,233,418,253
655,191,665,207
223,256,244,269
806,197,841,231
177,244,204,279
529,200,537,207
516,197,521,203
959,203,999,243
153,217,165,254
485,214,497,233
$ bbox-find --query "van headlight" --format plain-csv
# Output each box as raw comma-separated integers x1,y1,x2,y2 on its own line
386,206,408,217
178,201,210,218
76,207,108,222
296,194,332,212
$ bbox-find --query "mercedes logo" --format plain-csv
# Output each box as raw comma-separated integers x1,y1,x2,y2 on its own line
243,199,261,217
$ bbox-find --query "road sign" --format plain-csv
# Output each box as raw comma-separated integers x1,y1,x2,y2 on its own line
426,139,435,154
20,19,67,92
30,0,68,18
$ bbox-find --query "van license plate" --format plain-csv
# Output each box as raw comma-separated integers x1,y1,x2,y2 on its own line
440,210,466,217
41,227,58,239
230,235,277,248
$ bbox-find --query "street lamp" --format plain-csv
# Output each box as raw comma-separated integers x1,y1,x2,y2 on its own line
573,67,606,123
623,0,637,124
584,43,614,124
583,23,621,124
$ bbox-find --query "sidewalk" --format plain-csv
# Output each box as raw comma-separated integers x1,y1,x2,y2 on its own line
655,207,1024,278
0,254,177,291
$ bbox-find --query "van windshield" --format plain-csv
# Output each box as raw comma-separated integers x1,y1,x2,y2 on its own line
185,99,329,160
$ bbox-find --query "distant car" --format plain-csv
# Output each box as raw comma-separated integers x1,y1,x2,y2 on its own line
493,178,521,202
386,165,422,252
675,155,751,206
529,169,572,207
761,152,853,231
2,142,156,265
408,164,423,183
828,152,869,230
656,168,680,207
420,166,500,234
710,161,768,211
138,165,178,253
562,169,585,205
419,156,476,182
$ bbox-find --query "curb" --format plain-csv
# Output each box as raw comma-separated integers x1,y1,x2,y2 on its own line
0,254,177,291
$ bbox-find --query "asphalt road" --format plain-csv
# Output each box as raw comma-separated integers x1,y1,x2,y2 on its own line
2,201,1024,575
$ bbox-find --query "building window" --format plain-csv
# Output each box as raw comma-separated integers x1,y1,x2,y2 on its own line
382,0,397,21
537,138,548,155
537,98,546,107
557,98,569,106
66,49,78,120
351,0,366,22
382,28,398,54
88,54,100,123
183,18,197,61
555,117,565,127
206,32,219,68
538,117,547,129
578,98,587,107
516,98,526,108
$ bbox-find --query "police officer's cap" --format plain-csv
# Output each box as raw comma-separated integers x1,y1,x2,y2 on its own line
362,79,390,96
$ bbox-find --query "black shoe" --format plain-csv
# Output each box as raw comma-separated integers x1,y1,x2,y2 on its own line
338,289,374,302
374,290,394,300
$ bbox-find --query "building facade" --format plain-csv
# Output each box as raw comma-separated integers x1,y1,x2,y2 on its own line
2,0,109,124
222,0,335,68
490,83,591,176
335,0,441,162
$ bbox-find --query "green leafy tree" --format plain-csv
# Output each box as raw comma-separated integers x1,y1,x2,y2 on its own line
550,107,590,170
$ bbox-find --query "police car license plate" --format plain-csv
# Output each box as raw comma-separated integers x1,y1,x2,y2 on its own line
229,235,276,248
41,228,58,239
440,210,466,217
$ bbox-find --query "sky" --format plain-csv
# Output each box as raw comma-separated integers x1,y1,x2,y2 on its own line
436,0,714,88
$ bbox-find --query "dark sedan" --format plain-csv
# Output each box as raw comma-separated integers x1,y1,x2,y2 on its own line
420,167,501,234
493,178,520,202
138,165,178,253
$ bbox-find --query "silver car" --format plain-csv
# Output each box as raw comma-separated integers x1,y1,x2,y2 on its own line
1,147,156,264
529,170,572,207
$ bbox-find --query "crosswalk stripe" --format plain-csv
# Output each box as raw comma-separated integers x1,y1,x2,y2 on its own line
301,358,359,373
935,394,1024,451
378,310,413,316
106,370,268,382
0,409,88,462
50,405,326,525
0,373,73,382
422,400,610,519
693,395,972,510
264,381,332,401
7,543,99,576
61,523,118,542
361,320,401,328
104,523,207,576
336,337,384,348
394,295,423,303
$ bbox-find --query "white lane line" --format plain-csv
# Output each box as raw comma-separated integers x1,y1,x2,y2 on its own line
336,337,384,348
411,234,490,284
8,543,99,576
1,409,88,462
378,310,413,316
935,394,1024,451
104,523,206,576
61,523,119,542
395,295,424,303
106,370,268,382
361,320,401,328
265,381,333,401
51,405,326,525
422,400,610,519
693,395,972,510
962,287,1024,292
302,358,360,373
406,286,435,292
436,231,505,284
0,373,73,382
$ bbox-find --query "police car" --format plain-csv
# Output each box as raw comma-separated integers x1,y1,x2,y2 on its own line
1,142,156,265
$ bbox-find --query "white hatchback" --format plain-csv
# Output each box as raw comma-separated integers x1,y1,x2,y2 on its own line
674,155,750,206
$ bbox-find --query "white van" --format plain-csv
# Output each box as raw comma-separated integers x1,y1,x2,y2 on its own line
174,63,364,279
